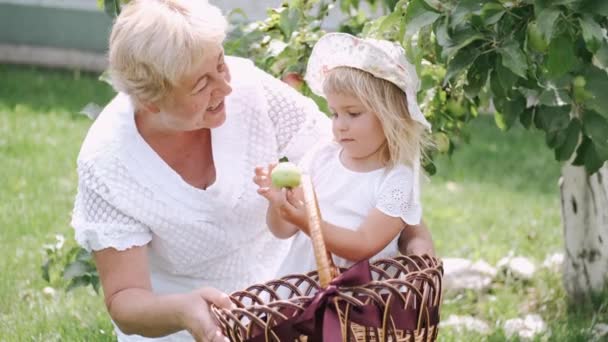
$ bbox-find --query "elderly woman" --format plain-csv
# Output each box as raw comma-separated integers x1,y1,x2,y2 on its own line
71,0,435,341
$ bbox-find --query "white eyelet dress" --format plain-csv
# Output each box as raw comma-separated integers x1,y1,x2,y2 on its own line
70,57,332,341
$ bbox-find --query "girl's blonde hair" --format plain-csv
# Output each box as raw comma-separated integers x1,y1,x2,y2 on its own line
108,0,227,104
323,67,430,168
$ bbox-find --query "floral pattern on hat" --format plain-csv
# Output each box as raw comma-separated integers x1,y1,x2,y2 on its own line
305,32,431,130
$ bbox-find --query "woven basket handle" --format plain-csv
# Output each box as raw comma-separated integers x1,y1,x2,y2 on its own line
301,175,339,288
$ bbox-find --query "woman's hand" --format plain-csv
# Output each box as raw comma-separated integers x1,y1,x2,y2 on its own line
95,247,232,340
179,287,233,342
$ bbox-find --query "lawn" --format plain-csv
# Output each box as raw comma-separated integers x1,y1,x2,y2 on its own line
0,64,604,341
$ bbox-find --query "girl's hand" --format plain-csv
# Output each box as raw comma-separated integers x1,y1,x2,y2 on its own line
254,165,308,232
179,287,232,342
284,187,309,234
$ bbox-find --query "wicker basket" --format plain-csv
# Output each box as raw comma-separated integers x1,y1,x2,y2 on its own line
212,175,443,341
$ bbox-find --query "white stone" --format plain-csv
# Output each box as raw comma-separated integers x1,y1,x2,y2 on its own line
503,314,548,340
440,315,491,335
443,258,497,292
592,323,608,339
42,286,56,299
542,253,564,272
497,255,536,280
445,181,461,193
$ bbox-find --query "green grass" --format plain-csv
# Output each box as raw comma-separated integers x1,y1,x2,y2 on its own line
0,64,115,341
0,64,605,341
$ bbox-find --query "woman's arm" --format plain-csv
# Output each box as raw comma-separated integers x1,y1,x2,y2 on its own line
94,246,230,341
397,220,436,256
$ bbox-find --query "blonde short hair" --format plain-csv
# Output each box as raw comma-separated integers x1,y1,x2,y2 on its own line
108,0,227,103
323,67,430,168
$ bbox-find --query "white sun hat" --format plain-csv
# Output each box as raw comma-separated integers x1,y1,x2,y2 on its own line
305,32,431,130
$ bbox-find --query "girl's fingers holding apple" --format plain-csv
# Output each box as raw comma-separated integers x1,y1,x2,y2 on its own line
286,189,304,208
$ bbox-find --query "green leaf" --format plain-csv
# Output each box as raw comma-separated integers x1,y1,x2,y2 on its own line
76,247,91,262
451,0,482,29
577,0,608,17
91,275,101,294
340,0,352,12
579,15,604,54
546,34,577,78
538,87,571,106
593,42,608,71
63,260,89,280
104,0,120,17
404,0,441,37
464,54,490,98
378,10,403,36
41,260,51,283
494,94,526,130
534,105,571,132
66,276,92,293
535,8,560,43
496,56,519,94
383,0,399,11
582,65,608,118
572,136,606,174
423,160,437,175
554,119,581,161
494,111,509,131
480,3,505,26
533,0,550,16
583,110,608,147
546,129,567,149
444,29,484,59
445,48,480,82
520,107,535,129
434,17,450,47
279,8,300,39
421,0,443,12
499,42,528,79
490,69,506,98
536,0,578,10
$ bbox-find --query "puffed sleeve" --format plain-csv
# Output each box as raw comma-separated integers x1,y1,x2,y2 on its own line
71,162,152,252
376,166,423,226
258,70,332,164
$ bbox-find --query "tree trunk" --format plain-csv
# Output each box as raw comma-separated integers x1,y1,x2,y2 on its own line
560,163,608,301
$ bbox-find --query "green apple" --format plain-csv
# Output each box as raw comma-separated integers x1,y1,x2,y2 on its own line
271,162,302,188
446,99,467,118
572,76,590,102
434,132,451,153
527,22,548,53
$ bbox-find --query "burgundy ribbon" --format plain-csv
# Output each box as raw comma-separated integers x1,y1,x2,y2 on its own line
245,260,378,342
244,260,440,341
292,260,380,341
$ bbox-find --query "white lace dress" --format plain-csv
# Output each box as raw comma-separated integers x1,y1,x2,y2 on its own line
70,57,331,341
277,142,422,277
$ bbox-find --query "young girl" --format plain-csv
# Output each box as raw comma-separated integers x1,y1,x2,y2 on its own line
254,32,432,276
